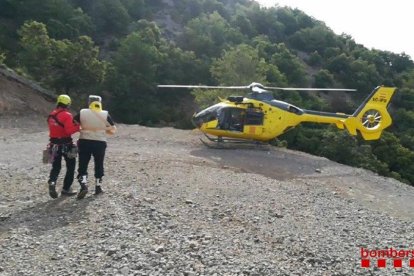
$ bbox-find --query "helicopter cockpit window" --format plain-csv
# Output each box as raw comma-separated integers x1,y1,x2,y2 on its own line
218,107,245,132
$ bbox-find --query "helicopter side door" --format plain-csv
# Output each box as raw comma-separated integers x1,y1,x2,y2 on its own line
218,107,245,132
217,107,264,133
242,108,265,136
244,108,264,125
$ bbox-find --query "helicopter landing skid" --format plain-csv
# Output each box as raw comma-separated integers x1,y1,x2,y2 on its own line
200,134,270,150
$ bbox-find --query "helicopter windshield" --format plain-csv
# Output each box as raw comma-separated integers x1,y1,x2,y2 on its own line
192,103,226,127
192,104,248,132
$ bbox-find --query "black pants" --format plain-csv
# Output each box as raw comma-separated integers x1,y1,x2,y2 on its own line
77,139,107,181
48,144,76,190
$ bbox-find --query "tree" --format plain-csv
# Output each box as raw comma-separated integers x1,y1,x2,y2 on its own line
156,43,209,127
179,11,244,58
307,51,322,66
18,21,107,97
272,7,298,36
192,43,271,109
270,43,308,86
252,35,280,61
211,44,267,85
119,0,146,19
50,36,107,95
392,71,414,110
245,6,285,42
288,127,390,178
11,0,93,39
314,69,334,88
157,43,208,85
231,10,255,38
371,132,414,184
108,29,162,123
18,21,53,81
288,26,338,53
129,20,162,46
326,53,351,75
73,0,130,37
346,59,381,94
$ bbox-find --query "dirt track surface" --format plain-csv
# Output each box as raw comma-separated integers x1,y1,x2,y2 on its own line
1,122,414,275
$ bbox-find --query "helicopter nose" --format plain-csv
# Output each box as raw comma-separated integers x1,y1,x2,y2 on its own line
192,114,203,128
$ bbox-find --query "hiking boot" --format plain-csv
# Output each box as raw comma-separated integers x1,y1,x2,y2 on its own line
95,185,103,195
61,188,77,196
77,184,88,200
48,181,58,199
94,178,103,195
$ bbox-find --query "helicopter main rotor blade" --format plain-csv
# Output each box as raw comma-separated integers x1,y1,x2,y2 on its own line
263,86,357,92
157,85,249,89
157,84,357,92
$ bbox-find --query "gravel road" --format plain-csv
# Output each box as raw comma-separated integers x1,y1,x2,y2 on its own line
0,121,413,276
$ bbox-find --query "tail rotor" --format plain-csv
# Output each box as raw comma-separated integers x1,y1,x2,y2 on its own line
361,109,382,130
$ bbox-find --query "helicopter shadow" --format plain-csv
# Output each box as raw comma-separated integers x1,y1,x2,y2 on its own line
0,195,95,236
191,146,331,181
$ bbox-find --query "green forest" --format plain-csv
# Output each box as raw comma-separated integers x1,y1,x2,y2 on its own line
1,0,413,185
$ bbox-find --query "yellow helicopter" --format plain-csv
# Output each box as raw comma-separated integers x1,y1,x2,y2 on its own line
158,83,396,147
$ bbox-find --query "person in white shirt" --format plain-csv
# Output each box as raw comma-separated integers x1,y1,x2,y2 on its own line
74,95,116,199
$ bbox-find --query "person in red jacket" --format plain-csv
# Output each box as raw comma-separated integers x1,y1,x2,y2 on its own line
47,94,80,198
